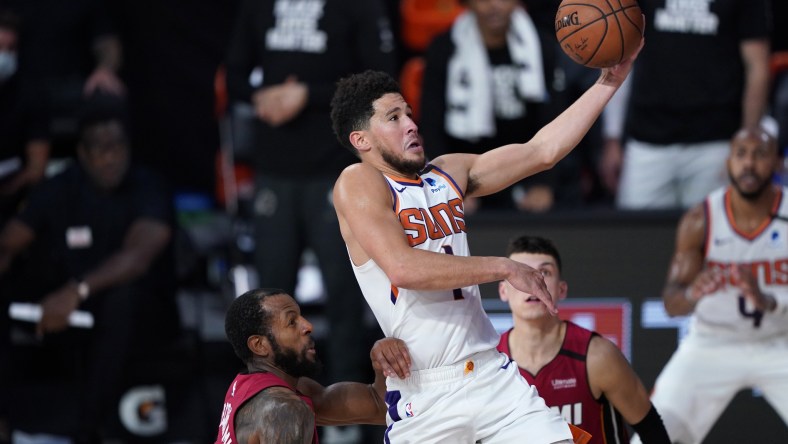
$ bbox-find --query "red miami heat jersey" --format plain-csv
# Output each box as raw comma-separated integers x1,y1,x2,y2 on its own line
216,372,318,444
697,186,788,341
497,322,628,444
351,164,500,370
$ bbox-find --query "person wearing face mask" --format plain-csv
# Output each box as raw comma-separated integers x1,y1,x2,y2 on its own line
0,9,50,228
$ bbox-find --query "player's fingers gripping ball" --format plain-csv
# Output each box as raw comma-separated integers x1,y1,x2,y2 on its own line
555,0,644,68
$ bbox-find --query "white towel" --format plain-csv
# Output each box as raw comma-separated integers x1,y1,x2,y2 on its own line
445,7,547,141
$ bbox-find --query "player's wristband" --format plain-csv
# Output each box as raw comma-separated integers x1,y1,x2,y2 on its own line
632,404,671,444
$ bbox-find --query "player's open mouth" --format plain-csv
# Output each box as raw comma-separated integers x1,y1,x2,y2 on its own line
526,296,541,303
405,139,422,151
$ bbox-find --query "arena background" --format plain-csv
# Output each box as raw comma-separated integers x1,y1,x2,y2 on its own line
7,0,781,442
101,210,787,443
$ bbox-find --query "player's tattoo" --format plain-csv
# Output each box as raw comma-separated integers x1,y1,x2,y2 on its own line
235,386,314,444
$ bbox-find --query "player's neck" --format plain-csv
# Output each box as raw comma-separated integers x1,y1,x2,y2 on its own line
509,318,564,371
729,184,779,230
248,361,299,388
478,26,508,49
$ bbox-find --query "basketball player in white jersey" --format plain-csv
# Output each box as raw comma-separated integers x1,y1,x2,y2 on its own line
327,38,641,443
632,127,788,444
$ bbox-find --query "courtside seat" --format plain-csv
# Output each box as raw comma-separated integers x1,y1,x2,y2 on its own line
400,0,464,52
400,56,426,123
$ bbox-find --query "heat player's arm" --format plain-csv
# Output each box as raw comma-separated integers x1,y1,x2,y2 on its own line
297,376,387,426
234,386,314,444
587,336,670,443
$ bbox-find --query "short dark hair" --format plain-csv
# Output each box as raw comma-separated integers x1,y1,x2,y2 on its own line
77,96,129,143
225,288,287,364
506,235,563,273
330,70,401,153
0,10,21,33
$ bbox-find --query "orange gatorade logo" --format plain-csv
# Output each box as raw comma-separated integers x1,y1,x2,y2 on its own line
398,198,465,246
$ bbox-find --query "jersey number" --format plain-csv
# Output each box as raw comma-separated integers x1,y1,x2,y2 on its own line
738,295,763,328
441,246,464,300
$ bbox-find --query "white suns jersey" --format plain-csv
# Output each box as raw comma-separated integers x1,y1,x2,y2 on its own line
693,186,788,341
351,164,500,370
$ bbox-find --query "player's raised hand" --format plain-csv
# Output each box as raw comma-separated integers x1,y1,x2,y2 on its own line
505,261,558,315
371,337,411,379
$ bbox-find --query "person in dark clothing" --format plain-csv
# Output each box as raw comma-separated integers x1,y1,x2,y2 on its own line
0,9,50,227
603,0,771,209
4,0,125,158
419,0,562,213
0,104,175,443
224,1,398,425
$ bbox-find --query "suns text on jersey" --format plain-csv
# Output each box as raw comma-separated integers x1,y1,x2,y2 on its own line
398,198,466,246
707,259,788,285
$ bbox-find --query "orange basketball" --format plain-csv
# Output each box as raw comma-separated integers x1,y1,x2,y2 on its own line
555,0,643,68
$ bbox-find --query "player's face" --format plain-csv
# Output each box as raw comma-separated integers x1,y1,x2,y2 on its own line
727,131,779,201
264,294,322,378
78,120,130,190
467,0,518,36
500,252,566,320
368,93,425,176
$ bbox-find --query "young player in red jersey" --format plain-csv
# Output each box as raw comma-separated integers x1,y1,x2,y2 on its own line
496,236,670,444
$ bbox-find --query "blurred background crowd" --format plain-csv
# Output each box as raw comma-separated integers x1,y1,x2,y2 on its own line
0,0,786,443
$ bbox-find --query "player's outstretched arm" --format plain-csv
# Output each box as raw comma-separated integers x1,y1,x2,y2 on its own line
587,336,670,443
433,38,644,200
371,337,412,379
234,387,315,444
662,204,722,316
333,164,557,313
296,338,409,426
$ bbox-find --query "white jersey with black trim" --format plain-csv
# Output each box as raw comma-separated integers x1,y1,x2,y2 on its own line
350,164,500,370
694,186,788,341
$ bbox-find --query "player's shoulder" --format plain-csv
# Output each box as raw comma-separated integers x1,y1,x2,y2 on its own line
429,153,473,183
587,334,628,372
337,162,388,185
677,201,708,239
249,385,308,408
334,163,393,204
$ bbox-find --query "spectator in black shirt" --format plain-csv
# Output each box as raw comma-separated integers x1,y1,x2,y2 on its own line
0,103,174,443
0,9,49,226
5,0,124,158
419,0,562,213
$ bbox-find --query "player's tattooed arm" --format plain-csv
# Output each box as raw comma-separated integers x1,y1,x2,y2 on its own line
234,386,314,444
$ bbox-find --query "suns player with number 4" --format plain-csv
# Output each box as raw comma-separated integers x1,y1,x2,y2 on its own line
636,126,788,444
329,29,642,442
